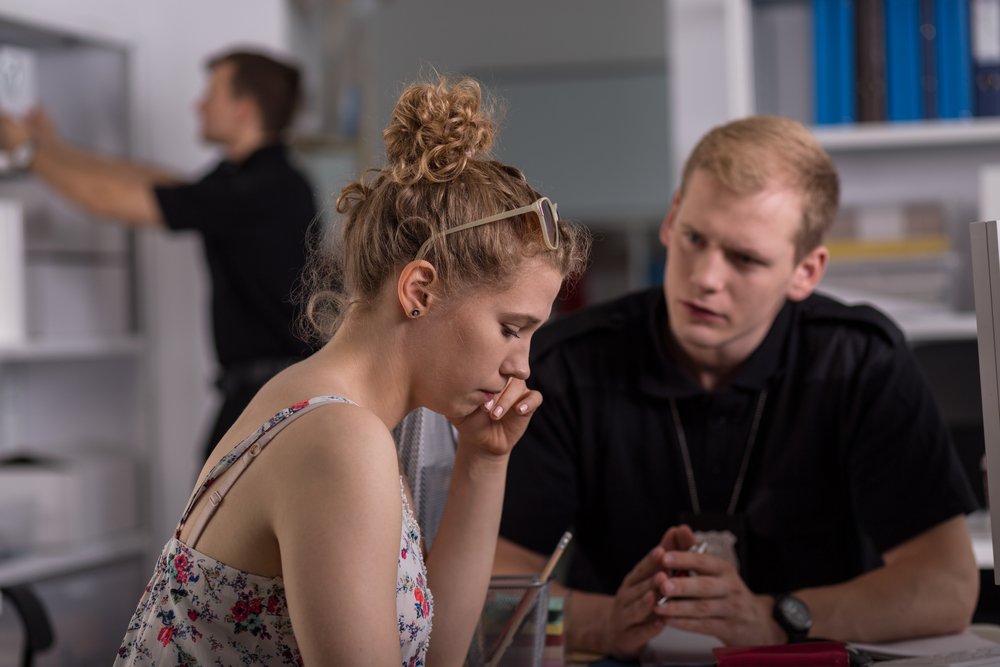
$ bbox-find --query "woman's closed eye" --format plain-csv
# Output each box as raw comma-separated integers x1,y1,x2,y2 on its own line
501,325,521,339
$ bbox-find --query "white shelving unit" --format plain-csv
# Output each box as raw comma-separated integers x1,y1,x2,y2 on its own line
0,15,152,667
0,530,148,588
814,118,1000,151
0,336,143,362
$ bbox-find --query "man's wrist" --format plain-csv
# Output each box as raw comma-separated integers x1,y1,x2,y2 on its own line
771,593,812,643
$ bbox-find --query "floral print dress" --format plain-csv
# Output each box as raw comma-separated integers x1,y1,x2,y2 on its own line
114,396,433,666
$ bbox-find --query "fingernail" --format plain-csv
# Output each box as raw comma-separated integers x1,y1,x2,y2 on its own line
484,399,495,411
664,581,676,594
518,403,528,414
493,405,504,417
663,553,675,565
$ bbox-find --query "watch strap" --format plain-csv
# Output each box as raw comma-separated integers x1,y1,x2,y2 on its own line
772,593,812,643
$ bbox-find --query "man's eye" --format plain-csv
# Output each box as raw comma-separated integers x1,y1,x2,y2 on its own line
734,253,762,266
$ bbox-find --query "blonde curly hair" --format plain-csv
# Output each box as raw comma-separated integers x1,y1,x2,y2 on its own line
299,77,590,343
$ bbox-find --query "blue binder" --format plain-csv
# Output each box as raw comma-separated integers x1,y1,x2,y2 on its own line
936,0,973,118
885,0,924,120
813,0,856,124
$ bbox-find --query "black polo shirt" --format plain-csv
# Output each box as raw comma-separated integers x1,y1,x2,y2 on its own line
154,144,316,370
500,287,976,596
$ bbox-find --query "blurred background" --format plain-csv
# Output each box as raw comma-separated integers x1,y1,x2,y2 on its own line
0,0,996,663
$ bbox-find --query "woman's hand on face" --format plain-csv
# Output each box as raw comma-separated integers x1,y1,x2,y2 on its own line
451,377,542,458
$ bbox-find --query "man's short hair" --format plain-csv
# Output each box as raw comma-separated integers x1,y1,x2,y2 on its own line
679,115,840,260
208,49,303,138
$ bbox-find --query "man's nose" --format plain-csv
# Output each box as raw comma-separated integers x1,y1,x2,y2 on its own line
690,249,726,293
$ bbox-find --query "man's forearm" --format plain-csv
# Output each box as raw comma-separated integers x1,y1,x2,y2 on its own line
800,517,978,643
800,558,976,642
29,141,168,227
42,140,179,185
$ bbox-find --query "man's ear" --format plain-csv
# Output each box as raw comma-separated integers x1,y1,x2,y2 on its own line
787,245,829,302
397,260,438,318
659,190,681,248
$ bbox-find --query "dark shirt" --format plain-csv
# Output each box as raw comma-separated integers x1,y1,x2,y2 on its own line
500,287,976,596
154,144,316,370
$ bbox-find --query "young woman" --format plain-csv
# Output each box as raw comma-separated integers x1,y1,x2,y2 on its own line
114,77,589,666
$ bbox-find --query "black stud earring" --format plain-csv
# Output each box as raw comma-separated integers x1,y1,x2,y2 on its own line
410,309,421,318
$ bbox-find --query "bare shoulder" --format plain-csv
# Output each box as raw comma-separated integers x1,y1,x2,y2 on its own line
276,400,397,476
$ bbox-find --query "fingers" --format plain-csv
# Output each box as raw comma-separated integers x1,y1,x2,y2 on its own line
658,524,697,552
623,545,670,586
664,549,728,577
483,377,541,421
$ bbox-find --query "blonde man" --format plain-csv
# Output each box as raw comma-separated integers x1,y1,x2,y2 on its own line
495,115,978,658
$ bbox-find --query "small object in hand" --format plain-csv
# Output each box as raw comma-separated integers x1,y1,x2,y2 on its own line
656,541,708,606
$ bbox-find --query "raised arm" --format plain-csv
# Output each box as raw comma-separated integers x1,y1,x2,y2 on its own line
424,378,544,667
0,110,180,227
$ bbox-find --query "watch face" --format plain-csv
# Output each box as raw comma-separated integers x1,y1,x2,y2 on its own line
778,596,812,631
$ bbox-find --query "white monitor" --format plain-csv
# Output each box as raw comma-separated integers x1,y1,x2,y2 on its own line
971,219,1000,583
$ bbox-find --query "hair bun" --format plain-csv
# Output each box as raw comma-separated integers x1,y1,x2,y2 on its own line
383,77,496,185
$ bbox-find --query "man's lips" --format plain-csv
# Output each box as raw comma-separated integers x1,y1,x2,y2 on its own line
681,300,723,319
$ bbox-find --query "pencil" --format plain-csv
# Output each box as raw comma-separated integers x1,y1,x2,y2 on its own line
540,530,573,582
485,530,573,667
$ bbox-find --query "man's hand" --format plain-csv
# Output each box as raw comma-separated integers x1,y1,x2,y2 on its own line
600,525,698,658
0,113,30,152
25,108,59,146
652,545,785,646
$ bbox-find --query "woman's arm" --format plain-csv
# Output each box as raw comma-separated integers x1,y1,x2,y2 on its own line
424,378,543,666
271,407,405,665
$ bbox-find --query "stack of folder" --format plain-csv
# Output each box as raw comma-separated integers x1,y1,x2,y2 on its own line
812,0,999,125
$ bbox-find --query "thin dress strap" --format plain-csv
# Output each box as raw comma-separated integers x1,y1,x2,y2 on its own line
175,395,356,547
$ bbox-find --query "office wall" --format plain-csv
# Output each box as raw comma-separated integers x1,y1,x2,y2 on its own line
0,0,292,546
367,0,672,224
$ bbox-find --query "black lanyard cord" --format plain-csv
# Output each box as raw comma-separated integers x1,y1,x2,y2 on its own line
667,389,768,516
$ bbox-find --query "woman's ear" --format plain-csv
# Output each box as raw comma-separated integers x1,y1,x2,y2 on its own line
397,260,438,318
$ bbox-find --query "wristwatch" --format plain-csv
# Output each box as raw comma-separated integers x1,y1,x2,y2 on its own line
8,140,35,171
772,593,812,642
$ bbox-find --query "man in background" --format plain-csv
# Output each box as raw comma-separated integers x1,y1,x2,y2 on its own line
0,48,318,462
494,115,979,658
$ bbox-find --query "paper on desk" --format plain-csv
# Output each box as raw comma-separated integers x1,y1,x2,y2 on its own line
639,626,722,666
850,630,999,658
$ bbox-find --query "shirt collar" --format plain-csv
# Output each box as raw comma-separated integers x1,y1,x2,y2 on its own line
638,290,792,398
221,142,286,170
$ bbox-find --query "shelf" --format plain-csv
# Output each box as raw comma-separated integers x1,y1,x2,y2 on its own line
820,284,977,343
813,118,1000,152
0,530,149,586
0,335,143,362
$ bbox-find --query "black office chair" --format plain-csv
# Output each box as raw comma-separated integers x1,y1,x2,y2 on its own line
910,338,986,505
1,585,55,667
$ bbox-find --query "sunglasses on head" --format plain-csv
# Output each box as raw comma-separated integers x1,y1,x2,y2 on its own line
415,196,560,260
